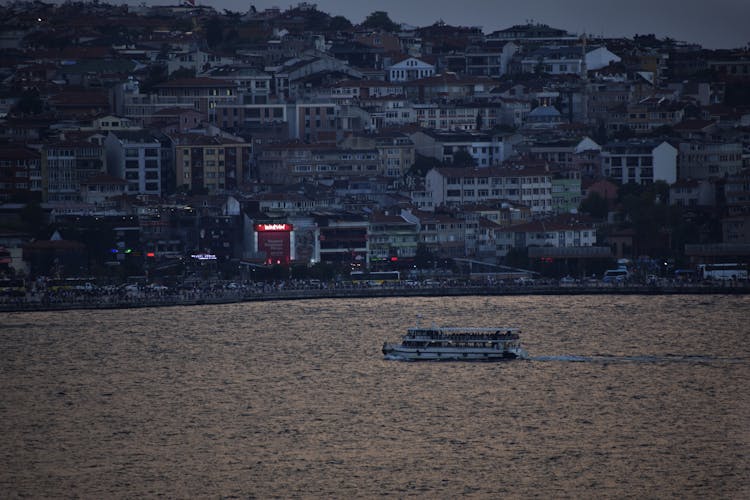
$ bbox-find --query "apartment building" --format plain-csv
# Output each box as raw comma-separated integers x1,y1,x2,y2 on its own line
495,213,598,258
402,209,466,258
607,97,686,134
368,212,419,266
412,103,504,131
669,178,716,207
516,136,602,177
255,142,380,184
214,102,339,144
105,131,163,196
425,166,554,214
313,213,370,266
172,133,252,194
42,140,106,202
600,140,677,185
339,132,416,182
678,140,744,180
387,57,435,82
0,146,41,202
119,77,239,125
410,130,518,167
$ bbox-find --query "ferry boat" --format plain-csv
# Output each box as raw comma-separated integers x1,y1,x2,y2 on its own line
382,324,528,361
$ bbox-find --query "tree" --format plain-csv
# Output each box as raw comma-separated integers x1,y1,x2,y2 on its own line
361,11,398,32
171,67,196,79
20,201,47,237
204,17,225,49
328,15,353,31
451,149,476,168
407,154,442,177
579,192,609,219
504,248,528,269
13,89,44,116
414,243,434,269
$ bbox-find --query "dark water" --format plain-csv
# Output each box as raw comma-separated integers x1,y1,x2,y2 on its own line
1,295,748,498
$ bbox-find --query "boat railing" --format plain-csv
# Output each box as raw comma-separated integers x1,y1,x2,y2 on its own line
405,331,520,341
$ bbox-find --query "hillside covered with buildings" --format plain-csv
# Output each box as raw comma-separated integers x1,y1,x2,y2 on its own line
1,1,749,282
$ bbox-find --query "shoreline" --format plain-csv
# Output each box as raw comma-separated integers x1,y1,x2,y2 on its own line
2,283,748,313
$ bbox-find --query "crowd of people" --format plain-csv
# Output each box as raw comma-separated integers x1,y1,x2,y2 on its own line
1,274,747,312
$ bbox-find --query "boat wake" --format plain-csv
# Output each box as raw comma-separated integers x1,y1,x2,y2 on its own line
530,354,747,364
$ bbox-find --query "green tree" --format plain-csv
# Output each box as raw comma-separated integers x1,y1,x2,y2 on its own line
204,16,225,49
171,67,196,79
579,192,609,219
329,15,353,31
414,243,434,269
406,154,442,179
504,247,528,269
13,89,44,115
451,149,476,167
361,11,398,32
20,201,47,237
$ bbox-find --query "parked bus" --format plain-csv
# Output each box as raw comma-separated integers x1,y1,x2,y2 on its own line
602,268,628,283
0,278,25,296
697,263,748,281
350,271,401,286
45,277,98,291
674,269,698,281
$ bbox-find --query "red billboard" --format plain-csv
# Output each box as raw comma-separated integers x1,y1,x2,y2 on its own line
255,223,292,264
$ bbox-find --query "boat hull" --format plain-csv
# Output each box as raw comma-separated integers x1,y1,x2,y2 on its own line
382,344,526,361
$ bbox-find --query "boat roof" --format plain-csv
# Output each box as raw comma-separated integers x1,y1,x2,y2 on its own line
408,327,520,333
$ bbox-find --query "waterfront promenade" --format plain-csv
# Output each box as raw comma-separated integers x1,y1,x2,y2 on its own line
1,280,748,313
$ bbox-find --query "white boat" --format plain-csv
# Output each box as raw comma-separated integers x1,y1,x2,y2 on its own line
382,324,528,361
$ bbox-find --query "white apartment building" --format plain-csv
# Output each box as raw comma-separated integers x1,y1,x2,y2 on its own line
600,140,677,185
425,166,555,214
387,57,435,82
410,130,519,168
105,131,163,196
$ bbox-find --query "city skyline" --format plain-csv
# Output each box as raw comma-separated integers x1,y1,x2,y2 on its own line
197,0,749,50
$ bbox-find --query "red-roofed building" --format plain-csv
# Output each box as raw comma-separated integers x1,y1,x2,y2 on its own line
80,173,128,204
122,77,239,124
425,165,554,213
23,231,86,277
0,146,41,202
171,133,252,194
368,211,418,267
495,213,599,258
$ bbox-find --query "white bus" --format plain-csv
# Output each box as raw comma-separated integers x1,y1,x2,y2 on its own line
602,268,629,283
698,263,748,281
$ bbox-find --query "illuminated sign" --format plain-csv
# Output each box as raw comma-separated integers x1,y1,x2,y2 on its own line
191,253,217,260
255,223,293,232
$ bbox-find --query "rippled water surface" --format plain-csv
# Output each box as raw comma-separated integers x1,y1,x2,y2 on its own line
1,295,749,498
